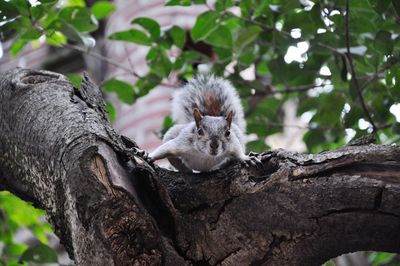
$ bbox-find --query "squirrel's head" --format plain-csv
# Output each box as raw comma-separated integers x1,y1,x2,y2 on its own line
193,108,233,156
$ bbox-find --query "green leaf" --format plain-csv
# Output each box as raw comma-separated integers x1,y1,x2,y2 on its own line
31,226,50,244
314,93,345,127
4,243,27,256
168,26,186,48
21,28,42,40
46,19,84,43
59,6,98,32
254,0,273,19
374,30,393,55
204,25,232,49
66,0,85,6
0,20,20,41
350,9,379,33
91,1,116,20
135,73,162,98
369,251,397,265
105,101,116,122
131,17,161,40
20,244,58,264
146,47,158,61
304,129,326,151
160,116,174,137
10,0,30,16
40,0,58,3
109,29,152,45
238,45,257,65
256,62,269,75
163,116,174,130
234,25,262,51
0,1,19,21
66,73,82,88
214,47,231,61
165,0,192,6
30,5,47,20
239,0,253,18
215,0,235,11
344,106,363,128
46,31,67,46
148,50,173,77
191,11,220,41
310,3,325,28
10,39,28,57
369,0,392,14
102,79,135,104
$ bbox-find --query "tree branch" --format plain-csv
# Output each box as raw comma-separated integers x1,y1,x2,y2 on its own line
64,43,142,79
344,0,377,132
1,68,400,266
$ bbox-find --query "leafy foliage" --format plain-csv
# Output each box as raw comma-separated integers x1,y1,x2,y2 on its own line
368,252,398,266
0,192,56,265
91,0,400,154
1,0,400,264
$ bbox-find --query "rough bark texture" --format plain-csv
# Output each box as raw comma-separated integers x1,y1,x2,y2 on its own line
1,68,400,266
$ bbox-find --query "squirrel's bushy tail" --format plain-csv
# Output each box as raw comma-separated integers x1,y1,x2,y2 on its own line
171,75,246,131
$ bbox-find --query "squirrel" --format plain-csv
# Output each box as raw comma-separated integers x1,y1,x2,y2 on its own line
149,75,260,172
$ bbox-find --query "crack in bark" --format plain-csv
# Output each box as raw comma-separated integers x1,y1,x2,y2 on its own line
250,233,288,266
208,197,235,226
374,187,384,209
313,208,400,220
214,248,241,265
291,161,400,182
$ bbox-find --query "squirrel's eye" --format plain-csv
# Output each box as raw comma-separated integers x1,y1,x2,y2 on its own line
225,130,231,137
197,128,204,136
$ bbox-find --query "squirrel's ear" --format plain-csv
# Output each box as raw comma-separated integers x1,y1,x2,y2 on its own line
193,108,202,128
225,111,233,128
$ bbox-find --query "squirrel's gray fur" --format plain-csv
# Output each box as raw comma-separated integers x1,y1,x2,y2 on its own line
149,75,253,172
171,75,246,131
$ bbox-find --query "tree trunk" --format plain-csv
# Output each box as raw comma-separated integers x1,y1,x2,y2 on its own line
1,68,399,266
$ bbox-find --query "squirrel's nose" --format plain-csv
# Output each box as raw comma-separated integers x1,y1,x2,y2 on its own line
210,141,219,150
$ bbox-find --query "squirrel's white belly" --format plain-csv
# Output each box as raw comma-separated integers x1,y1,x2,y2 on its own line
180,151,230,172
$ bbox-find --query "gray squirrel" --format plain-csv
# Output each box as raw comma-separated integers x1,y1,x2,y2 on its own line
149,75,260,172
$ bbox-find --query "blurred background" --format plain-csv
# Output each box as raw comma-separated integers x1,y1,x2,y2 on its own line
1,0,399,265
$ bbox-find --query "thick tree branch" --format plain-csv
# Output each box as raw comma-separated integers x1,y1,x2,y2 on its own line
1,68,400,266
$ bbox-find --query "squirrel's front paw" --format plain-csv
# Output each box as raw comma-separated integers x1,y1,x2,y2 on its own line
241,154,263,168
133,148,154,164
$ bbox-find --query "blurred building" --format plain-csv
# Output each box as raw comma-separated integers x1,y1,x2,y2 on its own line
104,0,206,154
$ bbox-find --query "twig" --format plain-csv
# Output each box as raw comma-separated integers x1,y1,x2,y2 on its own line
244,83,326,98
205,0,214,11
222,9,341,56
66,43,182,89
344,0,377,132
265,121,335,131
124,45,136,72
278,30,343,56
63,43,141,79
244,83,323,116
357,56,399,92
222,11,274,32
270,84,325,95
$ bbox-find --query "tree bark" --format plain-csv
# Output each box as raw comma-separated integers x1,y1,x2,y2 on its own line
1,68,400,266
